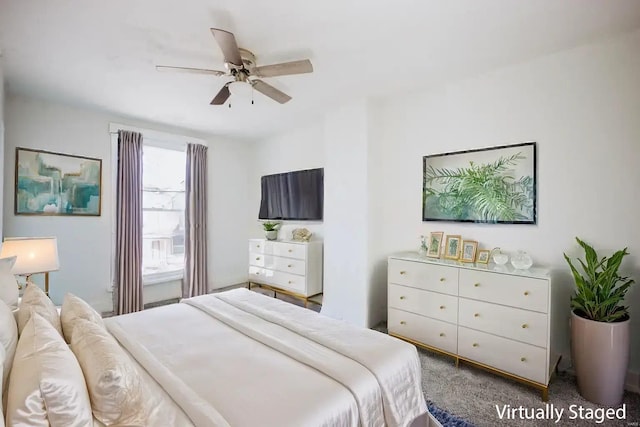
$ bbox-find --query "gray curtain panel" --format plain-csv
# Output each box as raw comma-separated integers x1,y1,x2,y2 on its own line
184,143,209,298
114,130,144,314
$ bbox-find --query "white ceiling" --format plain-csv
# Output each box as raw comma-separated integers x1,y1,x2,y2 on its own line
1,0,639,140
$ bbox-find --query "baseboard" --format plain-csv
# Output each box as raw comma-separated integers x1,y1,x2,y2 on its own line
626,370,640,393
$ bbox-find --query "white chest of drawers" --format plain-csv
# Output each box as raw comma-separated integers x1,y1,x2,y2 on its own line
388,252,560,400
248,239,323,299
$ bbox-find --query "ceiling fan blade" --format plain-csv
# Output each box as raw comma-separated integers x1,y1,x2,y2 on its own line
210,83,231,105
252,79,292,104
156,65,226,76
254,59,313,78
210,28,243,66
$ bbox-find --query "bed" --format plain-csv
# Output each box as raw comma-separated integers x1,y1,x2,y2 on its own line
2,286,439,427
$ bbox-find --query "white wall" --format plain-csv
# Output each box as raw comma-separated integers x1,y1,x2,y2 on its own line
321,101,371,326
250,29,640,378
0,57,5,237
3,94,252,311
248,120,325,240
369,28,640,374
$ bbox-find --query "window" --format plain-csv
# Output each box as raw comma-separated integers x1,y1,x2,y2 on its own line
142,145,186,281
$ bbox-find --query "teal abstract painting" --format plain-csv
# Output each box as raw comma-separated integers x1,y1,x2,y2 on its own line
15,148,102,216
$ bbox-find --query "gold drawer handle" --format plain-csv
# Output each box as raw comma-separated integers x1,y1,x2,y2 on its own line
522,324,529,329
474,283,480,287
288,280,293,284
439,305,445,310
400,321,406,325
474,313,480,317
440,277,446,282
399,296,406,300
472,343,479,347
439,332,445,337
255,257,261,260
521,357,527,362
399,271,407,275
288,264,293,268
288,249,293,253
255,272,260,275
256,245,260,248
524,291,530,296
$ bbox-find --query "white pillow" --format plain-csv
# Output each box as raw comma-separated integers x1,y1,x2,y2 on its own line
0,300,18,405
60,293,105,344
18,283,62,336
71,319,149,426
0,257,19,309
6,313,93,427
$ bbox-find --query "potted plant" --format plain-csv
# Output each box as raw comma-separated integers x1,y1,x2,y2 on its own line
262,221,281,241
564,237,635,406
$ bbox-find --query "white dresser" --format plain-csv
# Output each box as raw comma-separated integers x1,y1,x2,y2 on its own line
388,252,560,400
248,239,323,305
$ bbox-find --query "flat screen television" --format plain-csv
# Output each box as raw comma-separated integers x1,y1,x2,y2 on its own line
258,168,323,221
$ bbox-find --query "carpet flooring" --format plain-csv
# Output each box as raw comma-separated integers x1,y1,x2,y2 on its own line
417,348,639,426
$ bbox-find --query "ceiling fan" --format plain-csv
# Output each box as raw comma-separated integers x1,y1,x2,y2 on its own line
156,28,313,105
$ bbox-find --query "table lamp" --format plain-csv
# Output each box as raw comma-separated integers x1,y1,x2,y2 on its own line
0,237,60,295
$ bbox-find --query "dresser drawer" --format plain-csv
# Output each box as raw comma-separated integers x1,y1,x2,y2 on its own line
272,242,306,260
249,266,307,294
250,253,306,276
458,327,547,384
459,269,548,313
248,240,307,260
388,284,458,324
388,259,458,296
458,298,548,348
249,240,266,254
388,308,457,355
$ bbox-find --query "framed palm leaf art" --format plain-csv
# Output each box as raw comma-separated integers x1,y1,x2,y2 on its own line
422,142,536,224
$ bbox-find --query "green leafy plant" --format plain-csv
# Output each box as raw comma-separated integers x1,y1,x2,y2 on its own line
564,237,634,322
262,221,281,231
423,153,534,222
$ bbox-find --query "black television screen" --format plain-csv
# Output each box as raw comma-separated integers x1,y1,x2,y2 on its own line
258,168,323,220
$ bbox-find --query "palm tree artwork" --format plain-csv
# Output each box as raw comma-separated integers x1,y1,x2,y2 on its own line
422,143,536,224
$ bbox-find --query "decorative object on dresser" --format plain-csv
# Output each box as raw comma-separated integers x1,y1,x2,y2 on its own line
511,250,533,270
427,232,444,258
444,235,462,260
564,237,634,406
423,142,536,224
0,237,60,296
475,249,490,264
387,252,560,400
491,247,509,265
291,228,312,242
261,221,281,240
460,240,478,263
418,235,428,256
15,147,102,216
248,239,323,307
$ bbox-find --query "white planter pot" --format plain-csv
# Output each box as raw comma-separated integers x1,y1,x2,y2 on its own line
571,311,630,406
265,230,278,240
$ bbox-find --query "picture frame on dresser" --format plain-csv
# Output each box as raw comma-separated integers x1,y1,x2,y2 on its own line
426,232,444,258
460,240,478,263
476,249,491,264
444,235,462,260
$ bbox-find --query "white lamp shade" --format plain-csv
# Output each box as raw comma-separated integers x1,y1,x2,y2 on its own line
0,237,60,275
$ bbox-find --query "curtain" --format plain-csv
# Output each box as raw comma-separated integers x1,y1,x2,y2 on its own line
183,143,208,298
114,130,144,314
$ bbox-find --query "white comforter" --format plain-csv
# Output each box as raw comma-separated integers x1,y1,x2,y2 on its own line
105,288,428,427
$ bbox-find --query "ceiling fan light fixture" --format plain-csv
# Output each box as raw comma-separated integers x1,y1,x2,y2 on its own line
228,81,253,98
